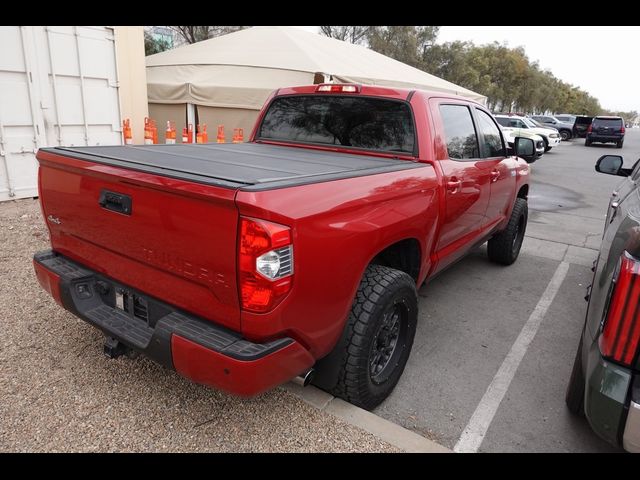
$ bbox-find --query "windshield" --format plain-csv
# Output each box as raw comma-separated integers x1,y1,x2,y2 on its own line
522,118,539,128
258,95,416,154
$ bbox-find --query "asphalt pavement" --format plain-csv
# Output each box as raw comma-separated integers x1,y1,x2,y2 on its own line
375,130,640,452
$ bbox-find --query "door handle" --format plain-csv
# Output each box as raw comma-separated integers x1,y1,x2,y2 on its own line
446,178,462,192
490,170,500,182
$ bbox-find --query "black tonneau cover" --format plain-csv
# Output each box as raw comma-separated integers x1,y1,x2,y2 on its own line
44,143,423,191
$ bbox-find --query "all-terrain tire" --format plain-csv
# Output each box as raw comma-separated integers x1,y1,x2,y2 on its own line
328,264,418,410
487,198,528,265
617,140,624,148
585,139,592,146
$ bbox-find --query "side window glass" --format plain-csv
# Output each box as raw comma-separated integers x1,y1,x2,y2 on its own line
517,120,527,128
439,104,479,160
475,109,505,158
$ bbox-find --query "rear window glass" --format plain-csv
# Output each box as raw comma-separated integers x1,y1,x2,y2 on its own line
258,95,416,154
594,118,623,127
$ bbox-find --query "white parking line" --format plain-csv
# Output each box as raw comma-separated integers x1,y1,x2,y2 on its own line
454,261,570,453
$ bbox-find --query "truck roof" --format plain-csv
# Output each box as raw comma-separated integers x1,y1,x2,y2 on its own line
274,84,485,106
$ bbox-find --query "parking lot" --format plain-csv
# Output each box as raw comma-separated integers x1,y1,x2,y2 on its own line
1,131,637,452
376,130,640,452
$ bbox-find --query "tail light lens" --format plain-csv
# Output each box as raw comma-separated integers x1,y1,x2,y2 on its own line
238,217,294,313
315,84,360,93
621,125,626,134
587,124,593,133
599,252,640,367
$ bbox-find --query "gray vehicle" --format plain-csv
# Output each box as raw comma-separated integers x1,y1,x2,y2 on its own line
555,114,577,124
566,154,640,452
531,115,575,141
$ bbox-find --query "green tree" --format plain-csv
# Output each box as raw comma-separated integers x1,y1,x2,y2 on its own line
367,26,440,68
319,26,372,45
144,31,171,56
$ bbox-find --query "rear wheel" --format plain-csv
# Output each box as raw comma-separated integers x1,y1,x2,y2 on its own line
488,198,527,265
585,138,592,146
324,264,418,410
617,140,624,148
560,130,571,141
566,335,586,416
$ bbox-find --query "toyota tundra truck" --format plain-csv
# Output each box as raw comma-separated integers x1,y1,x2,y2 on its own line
33,84,534,410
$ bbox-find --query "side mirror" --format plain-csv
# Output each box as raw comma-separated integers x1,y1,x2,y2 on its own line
514,137,536,162
595,155,626,176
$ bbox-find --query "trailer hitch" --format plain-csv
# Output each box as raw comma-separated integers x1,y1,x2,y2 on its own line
103,336,130,359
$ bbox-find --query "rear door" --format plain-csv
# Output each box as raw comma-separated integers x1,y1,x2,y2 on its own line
431,100,492,269
473,108,516,227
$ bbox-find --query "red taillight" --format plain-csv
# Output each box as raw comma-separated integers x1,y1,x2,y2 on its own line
239,217,293,313
621,126,626,134
587,124,593,133
599,253,640,367
315,84,360,93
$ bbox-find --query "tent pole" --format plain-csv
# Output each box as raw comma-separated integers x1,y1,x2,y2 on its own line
187,103,196,141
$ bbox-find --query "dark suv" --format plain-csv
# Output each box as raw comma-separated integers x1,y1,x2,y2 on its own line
566,154,640,452
586,116,626,148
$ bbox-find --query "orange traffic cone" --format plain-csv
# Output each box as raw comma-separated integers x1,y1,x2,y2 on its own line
188,124,194,143
165,121,176,144
123,119,133,145
144,117,153,145
202,124,208,143
151,119,158,144
196,124,203,144
232,128,244,143
217,125,225,143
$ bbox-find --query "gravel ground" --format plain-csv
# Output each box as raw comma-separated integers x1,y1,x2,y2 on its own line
0,198,399,452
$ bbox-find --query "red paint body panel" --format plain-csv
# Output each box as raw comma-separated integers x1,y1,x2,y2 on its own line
236,166,440,357
171,335,314,396
37,151,241,330
33,259,63,307
35,84,530,396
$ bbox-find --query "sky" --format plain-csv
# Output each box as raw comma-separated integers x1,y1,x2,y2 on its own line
291,26,640,113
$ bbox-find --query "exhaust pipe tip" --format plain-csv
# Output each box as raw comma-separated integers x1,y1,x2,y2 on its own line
292,369,315,387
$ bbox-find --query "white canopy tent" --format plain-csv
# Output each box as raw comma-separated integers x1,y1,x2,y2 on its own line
146,26,486,142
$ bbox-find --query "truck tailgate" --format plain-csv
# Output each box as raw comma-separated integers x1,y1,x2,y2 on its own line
37,150,241,330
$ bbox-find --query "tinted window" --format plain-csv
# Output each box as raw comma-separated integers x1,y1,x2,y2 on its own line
593,118,623,128
440,105,479,159
475,109,505,157
496,117,525,128
258,95,415,154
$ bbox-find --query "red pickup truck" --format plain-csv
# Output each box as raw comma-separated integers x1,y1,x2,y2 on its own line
34,84,533,410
